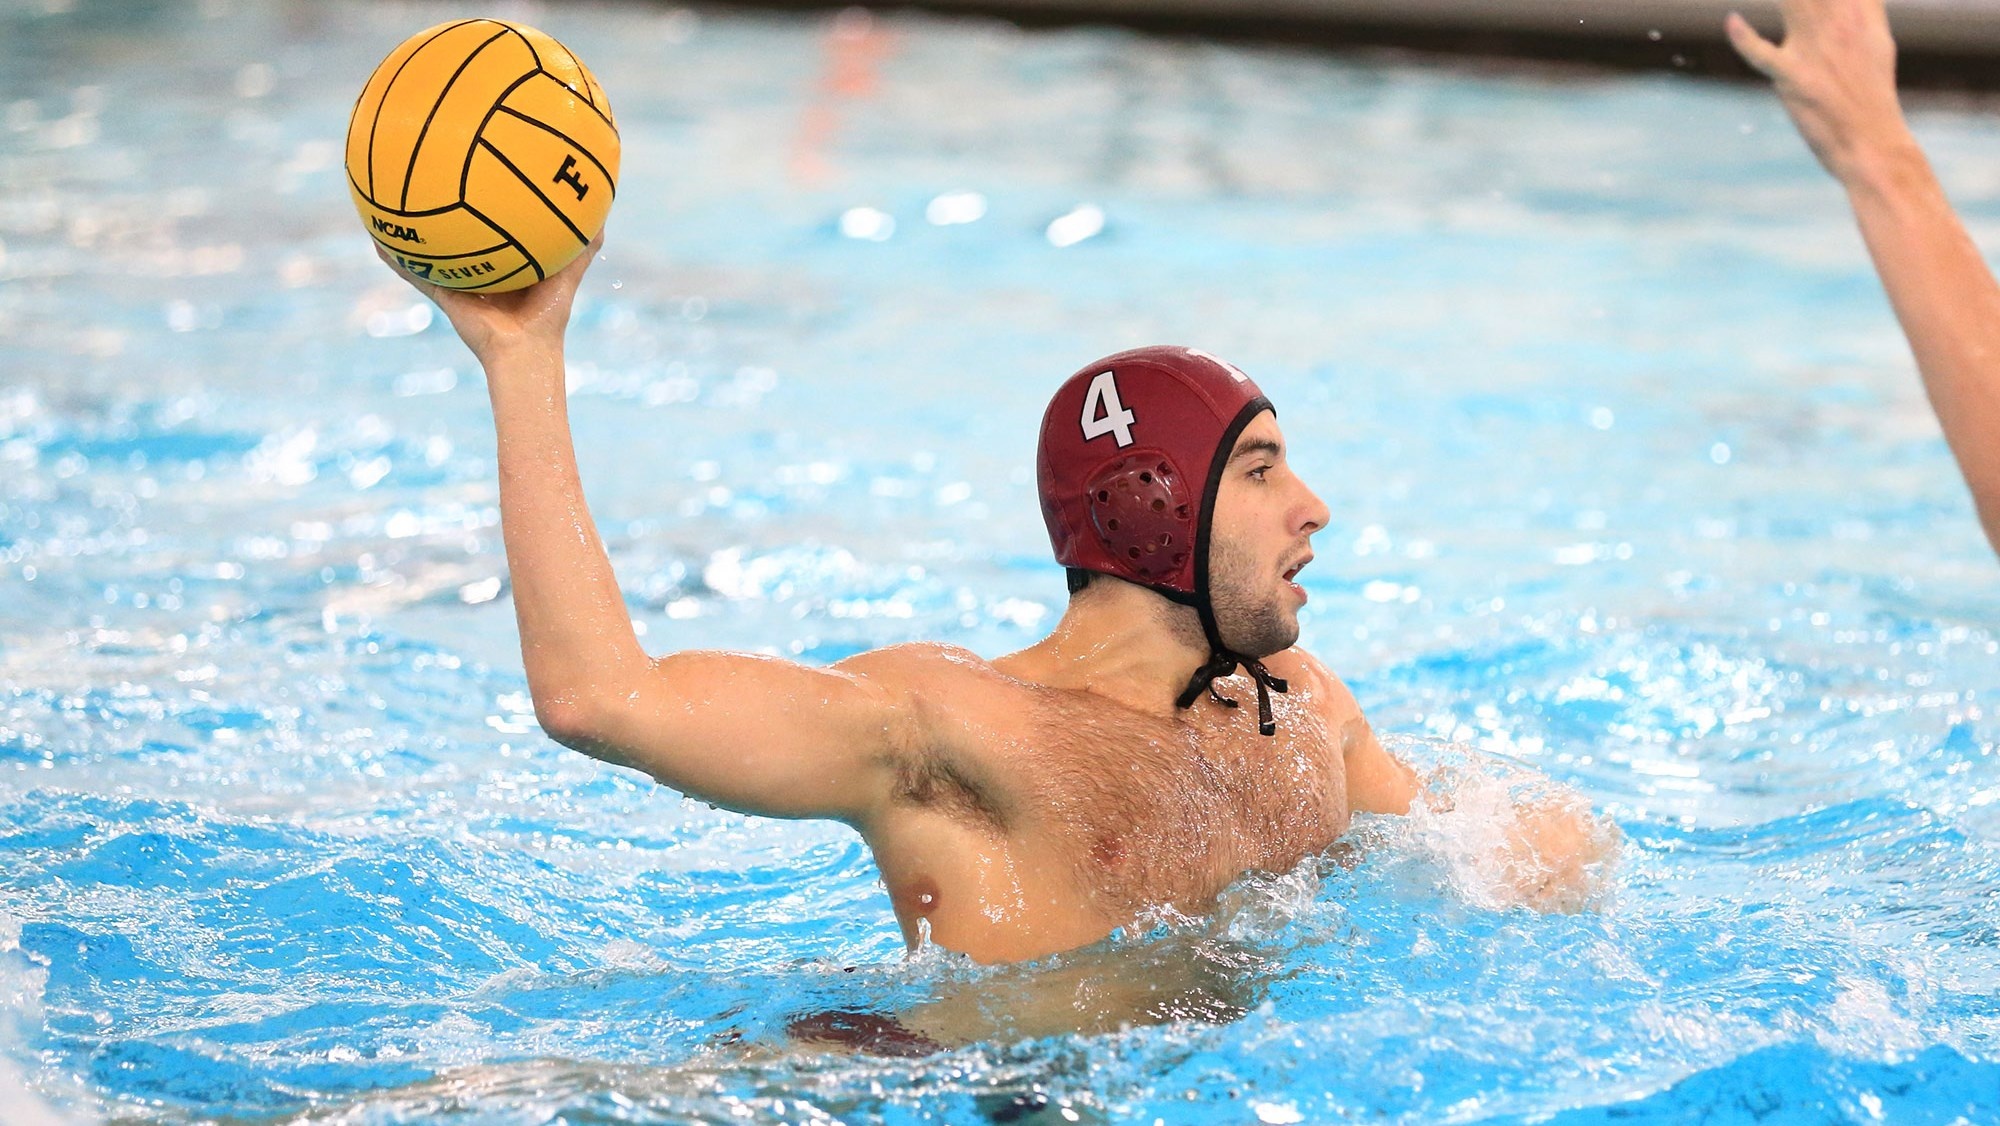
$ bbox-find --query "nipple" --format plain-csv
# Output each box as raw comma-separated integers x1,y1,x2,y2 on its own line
895,876,942,918
1092,834,1126,869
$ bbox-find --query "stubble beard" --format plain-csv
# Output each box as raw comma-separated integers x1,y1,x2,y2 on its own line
1206,536,1299,658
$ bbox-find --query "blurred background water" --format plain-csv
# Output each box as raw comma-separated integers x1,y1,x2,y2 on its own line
2,0,1999,1121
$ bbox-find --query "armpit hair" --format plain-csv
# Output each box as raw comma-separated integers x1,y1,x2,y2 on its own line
893,748,1008,829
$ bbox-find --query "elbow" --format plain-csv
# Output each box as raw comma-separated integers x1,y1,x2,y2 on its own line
532,692,600,747
533,693,653,777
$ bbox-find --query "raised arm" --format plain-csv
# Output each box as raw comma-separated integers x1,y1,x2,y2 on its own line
1729,0,2000,556
379,242,910,823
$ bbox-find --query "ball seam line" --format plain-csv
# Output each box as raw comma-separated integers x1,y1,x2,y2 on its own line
363,18,486,204
459,70,544,205
491,105,618,195
474,138,591,247
461,199,544,283
399,26,514,212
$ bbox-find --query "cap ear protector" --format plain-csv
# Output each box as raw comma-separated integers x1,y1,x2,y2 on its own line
1036,345,1289,734
1085,451,1193,585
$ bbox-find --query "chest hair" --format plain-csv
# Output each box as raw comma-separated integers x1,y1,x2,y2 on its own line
1013,683,1342,912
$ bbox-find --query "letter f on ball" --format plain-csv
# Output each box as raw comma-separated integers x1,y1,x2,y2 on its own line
554,155,589,201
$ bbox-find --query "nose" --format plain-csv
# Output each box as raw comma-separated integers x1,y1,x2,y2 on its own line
1297,479,1331,536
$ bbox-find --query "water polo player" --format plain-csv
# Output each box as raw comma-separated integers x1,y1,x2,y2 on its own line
376,234,1617,965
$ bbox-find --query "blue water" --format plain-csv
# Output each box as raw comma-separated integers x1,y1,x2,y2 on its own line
4,0,2000,1121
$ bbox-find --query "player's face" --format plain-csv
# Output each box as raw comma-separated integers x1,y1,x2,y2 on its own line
1206,412,1329,659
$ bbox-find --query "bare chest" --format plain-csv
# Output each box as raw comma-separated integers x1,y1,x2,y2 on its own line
913,678,1352,915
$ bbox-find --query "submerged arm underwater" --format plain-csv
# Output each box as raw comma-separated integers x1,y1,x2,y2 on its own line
1730,0,2000,558
1332,667,1620,913
1412,763,1622,914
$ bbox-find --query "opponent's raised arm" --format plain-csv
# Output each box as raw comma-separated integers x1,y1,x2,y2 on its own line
1729,0,2000,556
381,242,910,823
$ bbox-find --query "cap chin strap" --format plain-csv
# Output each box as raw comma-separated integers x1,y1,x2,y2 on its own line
1171,605,1288,736
1167,393,1287,736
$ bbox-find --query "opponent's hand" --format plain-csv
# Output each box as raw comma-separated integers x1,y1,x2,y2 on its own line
1725,0,1909,180
375,233,603,361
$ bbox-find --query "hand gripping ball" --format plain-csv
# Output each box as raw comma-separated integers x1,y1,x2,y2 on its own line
345,20,619,292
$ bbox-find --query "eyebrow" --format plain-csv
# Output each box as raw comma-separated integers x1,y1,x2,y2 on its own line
1230,437,1282,463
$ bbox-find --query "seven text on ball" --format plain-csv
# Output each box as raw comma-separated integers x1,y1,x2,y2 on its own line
435,261,496,280
390,251,499,283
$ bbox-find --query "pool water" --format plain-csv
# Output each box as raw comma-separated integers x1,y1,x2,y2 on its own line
4,0,2000,1121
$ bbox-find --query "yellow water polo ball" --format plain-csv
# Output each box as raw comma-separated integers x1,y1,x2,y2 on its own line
345,19,619,293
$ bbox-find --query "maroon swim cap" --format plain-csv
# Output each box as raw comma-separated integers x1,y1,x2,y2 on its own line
1036,345,1290,734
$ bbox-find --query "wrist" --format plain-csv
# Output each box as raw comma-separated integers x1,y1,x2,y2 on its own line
476,334,564,373
1829,124,1927,195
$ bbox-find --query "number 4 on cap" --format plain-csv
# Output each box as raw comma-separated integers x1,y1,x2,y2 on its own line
1079,371,1137,447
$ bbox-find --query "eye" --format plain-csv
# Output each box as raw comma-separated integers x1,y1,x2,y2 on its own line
1248,465,1271,482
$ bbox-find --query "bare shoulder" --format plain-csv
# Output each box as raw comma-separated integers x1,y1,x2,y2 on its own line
1273,648,1416,813
831,641,1003,689
1264,647,1364,719
1263,646,1379,777
828,642,1023,723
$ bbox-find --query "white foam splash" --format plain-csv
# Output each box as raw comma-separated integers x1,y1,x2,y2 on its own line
1820,972,1928,1058
1373,736,1623,913
0,911,73,1126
